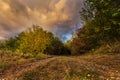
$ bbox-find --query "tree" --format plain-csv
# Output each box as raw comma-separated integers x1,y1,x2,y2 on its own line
82,0,120,42
11,25,68,56
70,0,120,54
0,25,69,56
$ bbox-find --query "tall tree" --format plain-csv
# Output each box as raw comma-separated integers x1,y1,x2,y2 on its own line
82,0,120,42
70,0,120,54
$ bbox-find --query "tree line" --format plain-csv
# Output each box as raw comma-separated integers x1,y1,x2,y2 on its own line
0,25,70,58
0,0,119,56
67,0,120,54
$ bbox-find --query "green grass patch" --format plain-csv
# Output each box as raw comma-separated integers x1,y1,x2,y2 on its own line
35,53,48,60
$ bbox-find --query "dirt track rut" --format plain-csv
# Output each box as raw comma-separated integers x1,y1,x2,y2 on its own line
0,57,56,80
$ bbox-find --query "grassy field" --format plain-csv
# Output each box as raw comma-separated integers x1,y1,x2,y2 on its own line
0,53,120,80
0,51,49,79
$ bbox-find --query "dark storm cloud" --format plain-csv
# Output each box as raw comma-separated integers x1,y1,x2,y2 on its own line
0,0,83,41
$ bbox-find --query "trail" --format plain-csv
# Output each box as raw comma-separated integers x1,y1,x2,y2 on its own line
0,57,56,80
0,54,120,80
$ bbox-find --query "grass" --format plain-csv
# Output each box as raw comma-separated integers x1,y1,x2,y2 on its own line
0,61,11,73
0,50,49,73
0,57,21,74
93,42,120,54
18,54,120,80
35,53,48,60
22,71,39,80
20,68,99,80
0,50,120,80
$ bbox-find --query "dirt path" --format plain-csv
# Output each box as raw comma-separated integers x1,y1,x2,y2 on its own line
0,57,56,80
0,54,120,80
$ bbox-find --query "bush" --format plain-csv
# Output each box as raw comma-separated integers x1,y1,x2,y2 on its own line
93,41,120,54
35,53,48,60
22,53,34,59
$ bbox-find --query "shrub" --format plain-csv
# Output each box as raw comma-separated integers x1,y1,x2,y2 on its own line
35,53,48,60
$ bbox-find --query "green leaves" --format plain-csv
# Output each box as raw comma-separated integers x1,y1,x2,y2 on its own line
0,25,67,57
69,0,120,54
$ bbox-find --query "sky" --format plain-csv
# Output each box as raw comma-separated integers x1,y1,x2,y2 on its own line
0,0,83,42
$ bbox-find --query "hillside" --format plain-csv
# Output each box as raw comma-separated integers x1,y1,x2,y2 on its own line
0,54,120,80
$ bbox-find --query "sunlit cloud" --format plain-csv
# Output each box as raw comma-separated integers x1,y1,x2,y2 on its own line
0,0,83,41
0,36,6,40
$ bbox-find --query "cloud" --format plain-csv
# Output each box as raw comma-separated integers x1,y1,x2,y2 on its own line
0,0,83,41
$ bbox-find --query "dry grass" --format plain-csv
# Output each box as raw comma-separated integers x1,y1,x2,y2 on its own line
0,51,49,79
0,55,33,75
18,54,120,80
0,51,120,80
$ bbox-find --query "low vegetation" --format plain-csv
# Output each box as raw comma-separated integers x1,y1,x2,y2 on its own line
18,54,120,80
0,50,49,76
